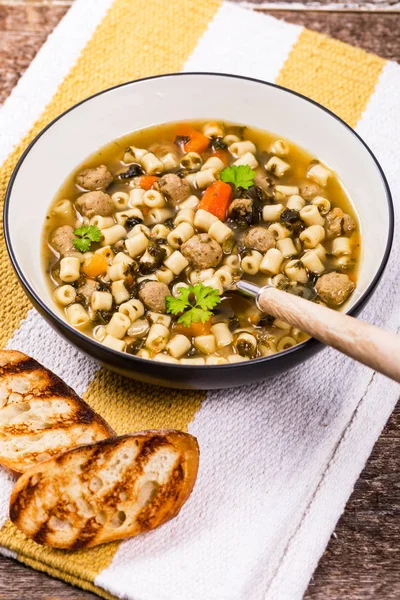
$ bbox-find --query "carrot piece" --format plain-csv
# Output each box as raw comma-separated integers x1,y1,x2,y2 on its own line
174,319,212,337
136,175,159,190
82,254,108,278
176,124,210,155
197,180,232,221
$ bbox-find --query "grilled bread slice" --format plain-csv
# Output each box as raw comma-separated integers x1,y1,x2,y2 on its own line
10,430,199,548
0,350,114,473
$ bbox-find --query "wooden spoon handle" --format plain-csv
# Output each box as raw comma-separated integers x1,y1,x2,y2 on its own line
258,286,400,383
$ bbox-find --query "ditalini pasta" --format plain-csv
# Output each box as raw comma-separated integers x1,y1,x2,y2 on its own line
43,120,360,364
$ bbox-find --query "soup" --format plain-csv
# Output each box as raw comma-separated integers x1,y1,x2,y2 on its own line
42,121,361,365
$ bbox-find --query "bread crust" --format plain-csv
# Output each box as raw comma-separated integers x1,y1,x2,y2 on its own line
10,430,199,548
0,350,115,473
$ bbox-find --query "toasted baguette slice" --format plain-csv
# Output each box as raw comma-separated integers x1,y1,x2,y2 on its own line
10,430,199,548
0,349,114,473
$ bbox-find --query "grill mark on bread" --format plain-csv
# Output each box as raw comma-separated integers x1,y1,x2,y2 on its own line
0,358,39,377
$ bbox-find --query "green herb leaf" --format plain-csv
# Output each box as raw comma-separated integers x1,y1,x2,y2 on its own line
165,283,221,326
220,165,256,190
73,225,102,252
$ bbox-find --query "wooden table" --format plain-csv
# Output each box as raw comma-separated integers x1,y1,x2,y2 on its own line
0,1,399,598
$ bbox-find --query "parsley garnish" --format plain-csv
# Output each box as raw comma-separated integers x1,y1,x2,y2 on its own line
73,225,102,252
220,165,256,190
166,283,221,327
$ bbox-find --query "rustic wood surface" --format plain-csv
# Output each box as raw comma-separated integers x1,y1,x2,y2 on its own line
0,1,399,599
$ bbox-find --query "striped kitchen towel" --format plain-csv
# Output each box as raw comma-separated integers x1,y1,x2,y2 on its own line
0,1,399,599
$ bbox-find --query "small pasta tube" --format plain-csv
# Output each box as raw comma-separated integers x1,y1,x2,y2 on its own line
223,134,240,146
129,188,145,207
203,122,224,137
112,191,130,211
164,251,189,275
286,195,305,210
241,250,263,275
111,280,130,305
259,341,277,356
127,223,150,238
53,285,76,306
66,303,89,327
277,336,297,352
95,245,114,260
194,334,216,355
229,140,256,157
167,222,195,248
179,195,200,210
214,268,233,288
194,168,216,189
270,139,289,156
59,257,80,283
141,152,164,175
107,262,127,281
211,323,233,348
307,162,331,186
223,254,240,269
172,282,189,297
105,312,131,339
167,334,191,358
155,266,174,284
119,298,145,322
227,355,249,363
125,231,149,257
174,208,195,226
332,236,351,256
201,156,225,174
208,220,233,244
180,357,205,365
153,353,179,364
101,224,127,247
262,203,284,222
300,205,325,226
145,323,170,352
313,243,327,260
102,335,125,352
234,332,257,357
160,152,178,170
268,223,291,240
93,325,107,342
128,318,149,338
299,224,325,248
51,199,75,220
206,356,228,365
143,189,165,208
189,268,214,285
202,276,224,295
265,156,290,177
233,152,258,169
136,348,151,359
146,207,174,225
312,196,331,214
137,274,158,283
124,146,148,163
301,250,325,274
274,318,291,331
274,185,299,201
113,252,134,266
277,238,298,257
181,152,203,171
91,291,113,311
151,224,170,239
90,215,114,229
147,312,171,328
285,259,308,283
194,208,218,231
260,248,284,275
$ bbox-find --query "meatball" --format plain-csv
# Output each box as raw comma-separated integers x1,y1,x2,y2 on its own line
76,165,113,191
139,281,170,313
242,226,275,252
51,225,75,256
181,234,223,270
76,191,114,218
315,272,355,307
154,173,190,205
78,279,98,305
229,198,253,222
342,213,356,234
325,208,356,239
299,182,323,200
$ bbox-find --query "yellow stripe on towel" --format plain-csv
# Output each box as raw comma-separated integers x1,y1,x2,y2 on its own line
0,0,220,593
277,29,386,127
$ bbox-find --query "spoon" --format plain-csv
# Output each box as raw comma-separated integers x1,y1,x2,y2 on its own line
233,280,400,383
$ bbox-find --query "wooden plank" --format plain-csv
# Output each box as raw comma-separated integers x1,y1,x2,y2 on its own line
0,2,399,600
